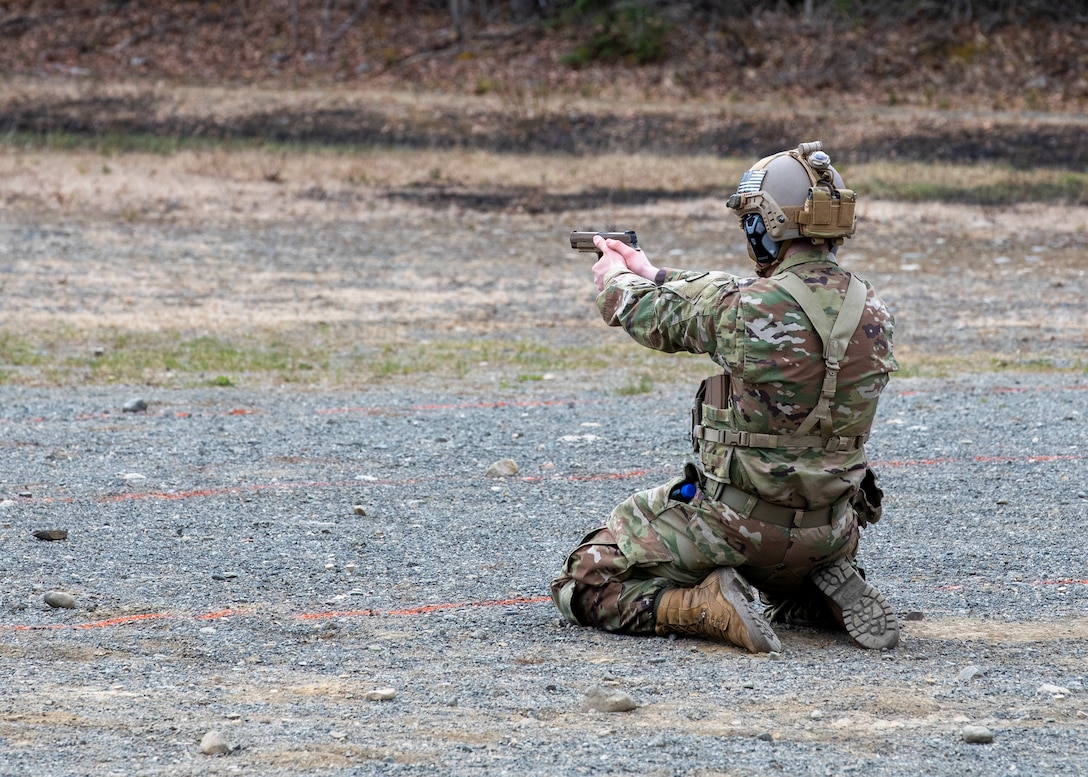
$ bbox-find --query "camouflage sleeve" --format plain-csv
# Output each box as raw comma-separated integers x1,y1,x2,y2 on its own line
596,268,742,356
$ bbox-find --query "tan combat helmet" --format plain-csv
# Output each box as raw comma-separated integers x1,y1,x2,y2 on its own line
726,141,857,265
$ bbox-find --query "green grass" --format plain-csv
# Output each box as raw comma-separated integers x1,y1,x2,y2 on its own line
858,173,1088,206
849,162,1088,206
2,326,1081,388
0,327,709,388
893,351,1087,378
0,331,48,367
616,374,654,395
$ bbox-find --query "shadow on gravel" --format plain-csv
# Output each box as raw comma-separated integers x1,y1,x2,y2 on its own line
3,93,1086,170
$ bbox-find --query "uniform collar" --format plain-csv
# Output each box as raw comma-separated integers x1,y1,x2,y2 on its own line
773,248,836,275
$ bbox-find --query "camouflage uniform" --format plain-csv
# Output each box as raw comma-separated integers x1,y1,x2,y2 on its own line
550,249,897,634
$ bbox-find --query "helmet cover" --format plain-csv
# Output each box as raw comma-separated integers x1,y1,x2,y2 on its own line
726,141,857,262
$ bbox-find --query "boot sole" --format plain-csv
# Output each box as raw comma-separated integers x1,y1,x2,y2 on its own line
715,569,783,653
810,558,899,650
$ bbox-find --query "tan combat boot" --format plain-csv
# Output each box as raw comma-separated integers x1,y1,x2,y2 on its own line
655,567,782,653
810,556,899,650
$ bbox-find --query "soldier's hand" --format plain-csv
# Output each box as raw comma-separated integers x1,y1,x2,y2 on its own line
592,235,628,290
592,235,661,290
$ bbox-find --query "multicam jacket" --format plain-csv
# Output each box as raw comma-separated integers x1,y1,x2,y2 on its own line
597,249,897,509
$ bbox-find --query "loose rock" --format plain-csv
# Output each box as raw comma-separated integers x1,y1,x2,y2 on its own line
581,685,637,713
365,688,397,701
199,730,232,755
44,591,77,609
32,529,68,541
961,725,994,744
956,665,984,682
123,398,148,413
485,458,519,478
1038,683,1071,696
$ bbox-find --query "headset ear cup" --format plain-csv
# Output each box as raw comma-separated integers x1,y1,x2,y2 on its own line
743,213,779,264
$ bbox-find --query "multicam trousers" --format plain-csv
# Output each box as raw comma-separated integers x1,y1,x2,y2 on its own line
549,473,859,635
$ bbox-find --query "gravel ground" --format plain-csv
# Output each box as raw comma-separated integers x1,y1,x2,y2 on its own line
1,372,1086,776
1,143,1087,775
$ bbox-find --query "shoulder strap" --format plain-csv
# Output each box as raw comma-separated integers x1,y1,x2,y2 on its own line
774,272,867,439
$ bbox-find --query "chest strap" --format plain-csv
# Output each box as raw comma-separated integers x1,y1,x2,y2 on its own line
773,271,868,440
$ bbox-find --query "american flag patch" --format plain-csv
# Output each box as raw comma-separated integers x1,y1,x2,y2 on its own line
736,169,766,194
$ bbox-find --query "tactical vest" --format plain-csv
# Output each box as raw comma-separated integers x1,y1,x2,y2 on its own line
691,264,870,517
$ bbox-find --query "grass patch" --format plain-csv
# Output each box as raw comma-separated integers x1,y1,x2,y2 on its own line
2,327,1081,389
616,374,655,395
893,350,1086,378
849,162,1088,205
0,326,725,389
0,330,48,367
83,332,322,383
0,329,328,387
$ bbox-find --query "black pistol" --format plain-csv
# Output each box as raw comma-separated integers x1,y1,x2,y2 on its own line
569,230,640,257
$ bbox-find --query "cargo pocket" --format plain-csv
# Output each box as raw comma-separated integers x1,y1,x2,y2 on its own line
606,487,677,568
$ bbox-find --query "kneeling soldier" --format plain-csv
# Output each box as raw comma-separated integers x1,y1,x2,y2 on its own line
552,142,898,652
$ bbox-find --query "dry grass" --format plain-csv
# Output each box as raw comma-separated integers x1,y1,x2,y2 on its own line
8,144,1088,223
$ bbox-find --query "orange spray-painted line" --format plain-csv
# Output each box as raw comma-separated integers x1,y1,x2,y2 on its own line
73,613,170,629
1,596,553,632
873,453,1082,468
317,399,595,415
4,581,1087,632
295,595,552,621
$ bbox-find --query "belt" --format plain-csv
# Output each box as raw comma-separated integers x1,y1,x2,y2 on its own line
693,426,868,453
709,482,848,529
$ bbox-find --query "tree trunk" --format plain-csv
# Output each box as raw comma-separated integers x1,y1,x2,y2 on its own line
451,0,463,41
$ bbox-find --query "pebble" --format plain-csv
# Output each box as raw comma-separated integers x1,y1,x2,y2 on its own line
122,398,148,413
581,685,637,713
956,665,983,682
364,688,397,701
485,458,519,478
1038,683,1070,696
199,729,232,755
961,725,994,744
44,591,77,609
32,529,68,541
353,505,367,516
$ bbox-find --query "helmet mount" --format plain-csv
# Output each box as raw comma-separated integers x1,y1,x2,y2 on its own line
726,141,857,264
